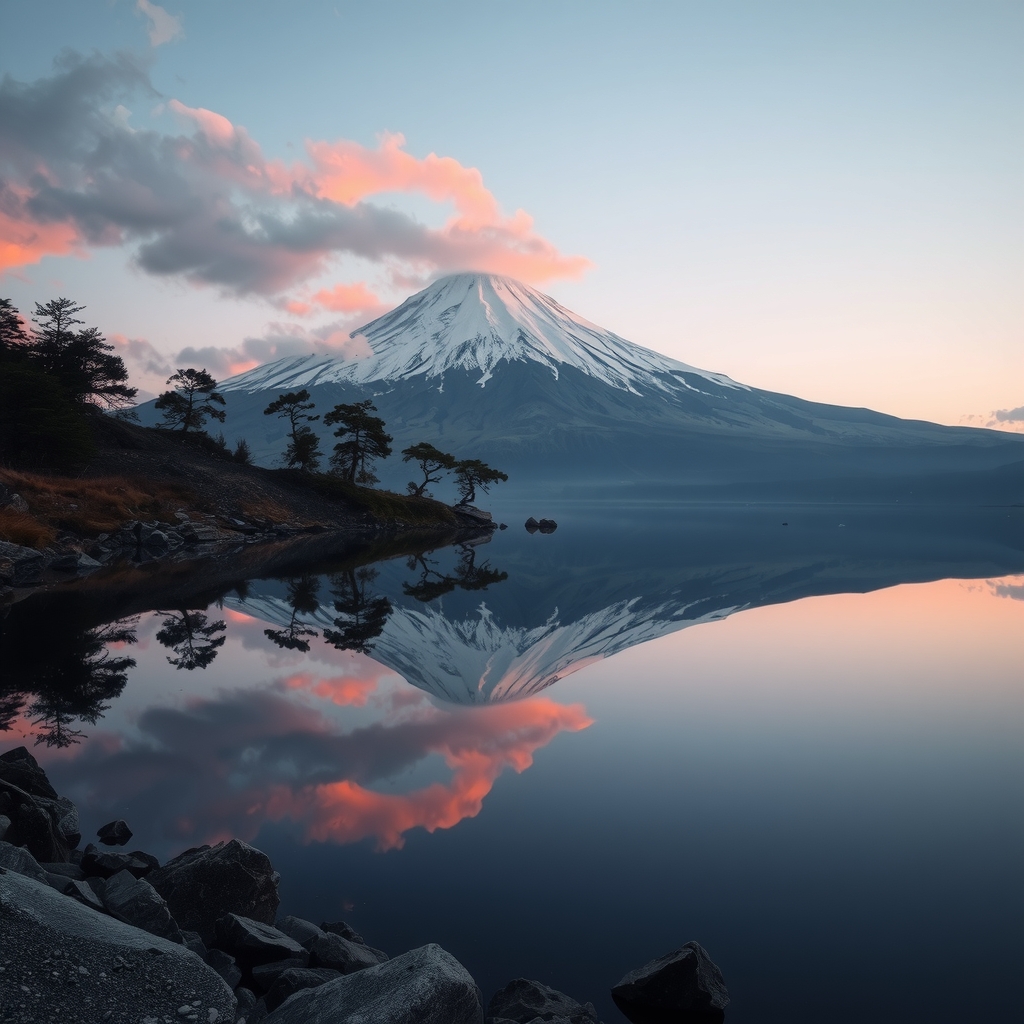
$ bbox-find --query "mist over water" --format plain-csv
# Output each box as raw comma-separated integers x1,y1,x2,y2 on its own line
3,503,1022,1022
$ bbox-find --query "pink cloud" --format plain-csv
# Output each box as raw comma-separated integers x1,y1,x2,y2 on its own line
1,57,590,296
283,281,386,318
283,671,379,708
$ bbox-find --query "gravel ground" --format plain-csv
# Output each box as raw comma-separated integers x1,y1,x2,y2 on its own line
0,871,235,1024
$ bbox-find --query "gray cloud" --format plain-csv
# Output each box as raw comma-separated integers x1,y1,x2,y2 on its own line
994,406,1024,424
2,52,584,299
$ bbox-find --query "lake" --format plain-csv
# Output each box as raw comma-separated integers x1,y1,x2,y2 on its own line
2,502,1022,1022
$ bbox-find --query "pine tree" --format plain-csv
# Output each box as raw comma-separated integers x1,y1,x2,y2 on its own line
155,368,226,433
323,400,392,484
264,389,322,471
0,298,30,361
453,458,508,505
401,442,456,497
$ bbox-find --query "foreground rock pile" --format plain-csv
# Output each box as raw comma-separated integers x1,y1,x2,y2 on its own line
0,746,730,1022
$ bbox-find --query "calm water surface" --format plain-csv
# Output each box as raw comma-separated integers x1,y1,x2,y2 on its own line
3,504,1023,1022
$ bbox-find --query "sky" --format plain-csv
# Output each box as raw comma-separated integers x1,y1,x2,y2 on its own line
1,0,1021,426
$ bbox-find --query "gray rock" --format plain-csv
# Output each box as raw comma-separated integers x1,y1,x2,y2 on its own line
264,943,483,1024
319,919,366,945
97,818,133,846
80,844,155,879
265,968,341,1011
100,868,184,943
0,838,48,882
148,839,280,944
524,517,540,532
0,813,11,841
5,799,66,861
611,942,729,1024
145,529,171,554
0,541,44,585
36,794,82,849
40,861,86,880
205,948,243,989
182,928,208,958
214,914,306,967
276,914,326,948
251,956,311,992
487,978,600,1023
0,868,235,1024
309,930,385,974
537,519,558,534
60,877,107,913
0,745,58,798
235,986,258,1016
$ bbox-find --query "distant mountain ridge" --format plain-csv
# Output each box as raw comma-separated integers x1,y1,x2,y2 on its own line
137,273,1024,498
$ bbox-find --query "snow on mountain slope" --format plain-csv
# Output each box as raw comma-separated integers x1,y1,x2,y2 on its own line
229,591,740,706
222,273,745,395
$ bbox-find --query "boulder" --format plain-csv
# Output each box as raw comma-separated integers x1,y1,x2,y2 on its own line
537,519,558,534
320,919,366,945
205,948,243,989
0,814,10,841
97,818,134,846
40,861,86,880
235,986,259,1017
99,868,184,943
37,795,82,849
0,868,235,1024
60,877,107,913
487,978,600,1023
309,930,385,973
611,942,730,1024
147,838,280,944
182,929,208,958
266,968,341,1011
0,838,48,882
277,914,325,948
214,914,307,967
0,541,45,586
263,943,483,1024
80,844,156,879
4,800,66,861
251,956,312,992
0,746,58,799
524,517,540,533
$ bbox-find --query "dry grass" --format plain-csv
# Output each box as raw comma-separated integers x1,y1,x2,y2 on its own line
0,468,195,546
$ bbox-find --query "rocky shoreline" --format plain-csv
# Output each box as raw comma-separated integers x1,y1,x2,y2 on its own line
0,746,730,1023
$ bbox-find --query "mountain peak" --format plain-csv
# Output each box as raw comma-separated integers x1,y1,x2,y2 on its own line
222,273,742,394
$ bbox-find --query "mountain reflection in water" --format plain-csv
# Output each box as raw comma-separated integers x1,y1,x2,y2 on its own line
1,504,1022,855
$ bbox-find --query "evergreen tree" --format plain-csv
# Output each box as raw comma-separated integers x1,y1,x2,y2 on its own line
155,368,226,433
453,458,508,505
233,437,253,464
0,298,30,361
264,575,321,652
401,442,456,497
155,609,226,670
264,389,322,471
322,567,392,654
30,298,136,407
323,400,392,484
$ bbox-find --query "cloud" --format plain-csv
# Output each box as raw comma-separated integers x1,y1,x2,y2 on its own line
45,683,592,855
108,332,172,377
989,577,1024,601
994,405,1024,424
283,281,386,318
0,54,589,299
172,319,374,379
137,0,184,48
960,407,1024,435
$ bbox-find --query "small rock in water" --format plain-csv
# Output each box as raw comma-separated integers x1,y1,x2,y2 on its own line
97,819,134,846
487,976,600,1022
537,518,558,533
611,941,729,1024
524,517,540,533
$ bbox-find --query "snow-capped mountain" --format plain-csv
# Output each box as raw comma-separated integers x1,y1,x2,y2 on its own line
137,272,1024,498
223,273,744,395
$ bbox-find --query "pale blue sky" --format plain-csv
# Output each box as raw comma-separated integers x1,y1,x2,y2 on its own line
1,0,1021,423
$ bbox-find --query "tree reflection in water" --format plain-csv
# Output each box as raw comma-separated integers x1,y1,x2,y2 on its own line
264,575,321,653
155,609,226,670
0,616,137,747
403,543,508,603
323,566,393,655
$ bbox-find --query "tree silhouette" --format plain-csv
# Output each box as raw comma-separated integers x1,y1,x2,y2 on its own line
0,615,137,748
323,400,392,484
30,298,136,407
264,390,322,471
155,368,226,433
453,458,508,505
155,609,226,670
264,575,321,652
0,297,30,360
403,544,508,602
322,567,392,654
402,442,456,497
